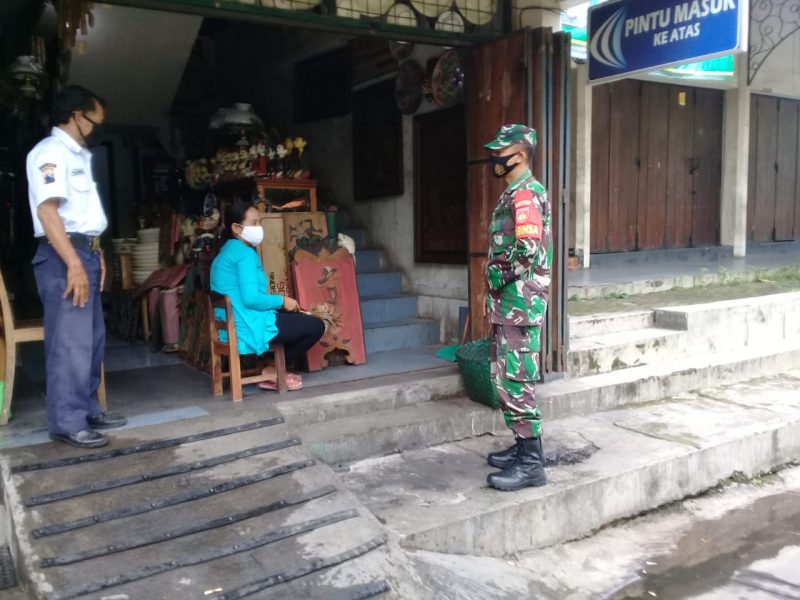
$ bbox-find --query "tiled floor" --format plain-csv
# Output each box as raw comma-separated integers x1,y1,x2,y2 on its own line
1,337,451,449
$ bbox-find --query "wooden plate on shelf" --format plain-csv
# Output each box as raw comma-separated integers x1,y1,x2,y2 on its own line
435,9,465,32
336,0,363,17
386,2,417,26
290,0,321,9
362,0,393,17
430,49,465,108
395,59,424,114
409,0,451,18
454,0,495,25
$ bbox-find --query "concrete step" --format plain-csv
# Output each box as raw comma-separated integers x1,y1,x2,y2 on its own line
341,228,368,250
360,295,418,326
278,368,462,428
340,370,800,557
654,291,800,353
286,340,800,469
0,408,399,599
358,271,403,298
569,310,654,339
355,249,385,274
300,397,502,467
567,327,687,376
364,318,440,354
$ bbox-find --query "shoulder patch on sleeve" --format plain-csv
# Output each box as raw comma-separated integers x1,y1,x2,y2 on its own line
514,190,543,240
39,163,57,185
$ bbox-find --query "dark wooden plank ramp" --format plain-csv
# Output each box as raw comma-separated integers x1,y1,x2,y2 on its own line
0,407,416,600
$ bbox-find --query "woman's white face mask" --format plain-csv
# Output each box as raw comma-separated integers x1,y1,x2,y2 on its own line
240,225,264,246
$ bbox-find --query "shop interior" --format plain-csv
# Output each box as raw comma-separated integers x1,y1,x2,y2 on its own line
0,1,482,440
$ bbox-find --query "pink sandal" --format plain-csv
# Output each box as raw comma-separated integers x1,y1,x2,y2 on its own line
258,373,303,391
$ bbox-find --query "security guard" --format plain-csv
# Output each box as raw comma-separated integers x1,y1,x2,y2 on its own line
27,85,126,448
483,124,552,491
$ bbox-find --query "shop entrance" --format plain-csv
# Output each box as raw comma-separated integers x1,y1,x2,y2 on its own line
590,79,724,253
0,1,569,425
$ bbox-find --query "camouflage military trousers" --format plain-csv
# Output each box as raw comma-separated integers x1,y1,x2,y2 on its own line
491,324,543,439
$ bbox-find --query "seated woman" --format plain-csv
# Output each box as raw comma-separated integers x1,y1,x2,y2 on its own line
210,201,325,391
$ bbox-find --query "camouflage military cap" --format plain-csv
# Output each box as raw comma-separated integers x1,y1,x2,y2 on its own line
484,124,537,150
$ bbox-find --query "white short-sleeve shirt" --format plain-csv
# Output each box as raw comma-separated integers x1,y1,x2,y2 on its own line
26,127,108,238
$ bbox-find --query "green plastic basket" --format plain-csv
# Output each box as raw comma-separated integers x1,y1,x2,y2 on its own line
456,338,499,409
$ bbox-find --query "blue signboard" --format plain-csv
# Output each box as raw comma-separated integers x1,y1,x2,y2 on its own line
588,0,746,83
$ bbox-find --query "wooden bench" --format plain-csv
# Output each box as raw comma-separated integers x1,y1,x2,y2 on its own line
0,268,107,426
207,292,288,401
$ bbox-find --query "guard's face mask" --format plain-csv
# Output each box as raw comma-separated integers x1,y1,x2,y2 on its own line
489,152,520,178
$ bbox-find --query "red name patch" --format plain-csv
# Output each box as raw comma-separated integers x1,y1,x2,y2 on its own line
513,190,543,240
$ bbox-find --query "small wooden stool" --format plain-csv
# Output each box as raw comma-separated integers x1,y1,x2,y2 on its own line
207,292,288,401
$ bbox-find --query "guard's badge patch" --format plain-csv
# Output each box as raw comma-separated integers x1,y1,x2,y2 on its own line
513,190,543,240
39,163,56,184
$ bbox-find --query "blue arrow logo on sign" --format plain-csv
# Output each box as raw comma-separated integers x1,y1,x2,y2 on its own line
590,5,628,69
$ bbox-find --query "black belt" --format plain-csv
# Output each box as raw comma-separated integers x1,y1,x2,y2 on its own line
39,233,101,251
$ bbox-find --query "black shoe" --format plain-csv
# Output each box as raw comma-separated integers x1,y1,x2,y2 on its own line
487,442,519,469
50,430,108,449
487,437,547,491
87,413,128,429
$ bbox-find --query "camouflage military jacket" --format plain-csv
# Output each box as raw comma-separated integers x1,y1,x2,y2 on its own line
486,169,552,327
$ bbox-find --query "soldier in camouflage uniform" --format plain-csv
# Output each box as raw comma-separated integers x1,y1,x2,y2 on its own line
483,124,552,491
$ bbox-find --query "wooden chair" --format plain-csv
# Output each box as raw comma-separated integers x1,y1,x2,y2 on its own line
0,268,107,426
207,292,288,401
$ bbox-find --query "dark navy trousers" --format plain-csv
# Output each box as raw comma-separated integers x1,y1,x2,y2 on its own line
32,243,104,434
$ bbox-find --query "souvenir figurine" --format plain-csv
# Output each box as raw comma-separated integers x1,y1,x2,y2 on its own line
293,136,310,179
274,144,287,178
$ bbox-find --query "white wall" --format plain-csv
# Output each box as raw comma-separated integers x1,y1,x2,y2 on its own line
749,4,800,99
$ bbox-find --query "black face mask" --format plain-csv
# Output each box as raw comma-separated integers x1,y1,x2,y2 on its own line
76,113,103,148
489,152,520,178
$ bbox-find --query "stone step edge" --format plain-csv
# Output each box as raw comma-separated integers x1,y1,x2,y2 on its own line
568,326,685,351
567,265,800,300
569,310,656,339
287,343,800,466
277,368,462,427
396,410,800,556
541,341,800,421
278,342,800,432
299,398,501,467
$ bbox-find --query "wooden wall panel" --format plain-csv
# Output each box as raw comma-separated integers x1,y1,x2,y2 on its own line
607,79,641,251
692,88,723,246
795,107,800,241
590,85,611,252
665,87,695,248
753,96,779,242
466,31,528,341
747,98,759,241
638,83,670,249
775,99,799,241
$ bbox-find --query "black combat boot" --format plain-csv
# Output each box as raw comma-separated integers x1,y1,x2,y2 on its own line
487,437,547,491
487,441,519,469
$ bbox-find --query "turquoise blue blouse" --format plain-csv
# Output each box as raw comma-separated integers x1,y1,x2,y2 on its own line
210,238,283,355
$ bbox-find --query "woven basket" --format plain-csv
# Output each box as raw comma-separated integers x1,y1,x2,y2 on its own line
456,338,499,409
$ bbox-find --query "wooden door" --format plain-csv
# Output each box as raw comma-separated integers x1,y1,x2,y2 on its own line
591,81,723,252
748,95,800,242
466,28,569,374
